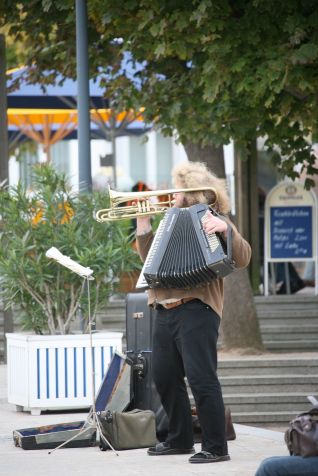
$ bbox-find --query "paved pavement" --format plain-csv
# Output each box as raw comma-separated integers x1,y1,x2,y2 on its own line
0,364,288,476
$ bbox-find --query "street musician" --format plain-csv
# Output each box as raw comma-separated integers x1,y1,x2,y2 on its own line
135,161,251,464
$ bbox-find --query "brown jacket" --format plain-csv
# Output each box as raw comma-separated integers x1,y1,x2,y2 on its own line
136,219,251,318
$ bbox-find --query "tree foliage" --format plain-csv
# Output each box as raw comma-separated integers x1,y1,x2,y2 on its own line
2,0,318,184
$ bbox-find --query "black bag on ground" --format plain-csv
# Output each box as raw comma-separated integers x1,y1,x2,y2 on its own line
98,409,157,451
285,397,318,457
191,405,236,442
125,293,169,438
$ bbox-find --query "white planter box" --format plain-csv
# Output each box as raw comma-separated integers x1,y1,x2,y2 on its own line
6,332,123,415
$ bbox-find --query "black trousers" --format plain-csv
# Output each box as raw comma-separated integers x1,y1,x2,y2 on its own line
152,299,228,455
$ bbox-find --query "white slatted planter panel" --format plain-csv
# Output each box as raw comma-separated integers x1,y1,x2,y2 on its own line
6,332,122,414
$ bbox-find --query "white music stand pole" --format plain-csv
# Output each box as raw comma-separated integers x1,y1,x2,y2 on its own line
45,247,118,455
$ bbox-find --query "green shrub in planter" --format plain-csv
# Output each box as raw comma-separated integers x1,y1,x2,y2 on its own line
0,164,141,335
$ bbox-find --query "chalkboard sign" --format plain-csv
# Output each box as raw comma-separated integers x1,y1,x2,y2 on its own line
264,181,317,296
270,206,312,259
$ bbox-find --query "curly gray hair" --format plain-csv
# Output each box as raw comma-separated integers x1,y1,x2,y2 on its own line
171,161,231,214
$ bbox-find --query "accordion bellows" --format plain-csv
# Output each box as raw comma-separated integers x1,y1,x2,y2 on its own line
138,204,235,289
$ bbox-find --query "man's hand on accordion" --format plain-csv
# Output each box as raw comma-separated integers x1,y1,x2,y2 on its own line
203,212,228,237
135,200,153,236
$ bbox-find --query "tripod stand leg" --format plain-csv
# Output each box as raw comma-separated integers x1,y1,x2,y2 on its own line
48,413,119,455
95,414,119,456
48,422,95,454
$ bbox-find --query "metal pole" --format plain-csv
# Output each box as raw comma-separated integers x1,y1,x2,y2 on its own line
86,278,96,415
0,34,9,184
0,34,14,363
111,122,117,188
75,0,92,192
284,262,291,294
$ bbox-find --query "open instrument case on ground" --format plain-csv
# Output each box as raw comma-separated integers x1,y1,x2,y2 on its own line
13,352,132,450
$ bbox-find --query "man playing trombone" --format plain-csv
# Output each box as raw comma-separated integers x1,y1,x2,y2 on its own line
135,161,251,464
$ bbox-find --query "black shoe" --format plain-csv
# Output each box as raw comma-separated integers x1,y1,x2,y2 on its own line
189,451,230,463
147,442,195,456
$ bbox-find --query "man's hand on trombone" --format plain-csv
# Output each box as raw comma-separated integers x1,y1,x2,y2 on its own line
134,200,153,236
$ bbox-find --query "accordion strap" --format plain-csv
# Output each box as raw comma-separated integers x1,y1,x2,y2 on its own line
226,223,233,265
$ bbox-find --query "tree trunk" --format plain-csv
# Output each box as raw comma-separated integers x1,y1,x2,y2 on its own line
234,140,260,294
222,269,263,352
183,141,264,353
183,143,225,178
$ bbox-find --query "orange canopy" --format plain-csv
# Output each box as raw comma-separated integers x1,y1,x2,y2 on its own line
7,107,145,161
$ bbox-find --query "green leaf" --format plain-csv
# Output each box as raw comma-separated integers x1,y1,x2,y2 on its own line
154,43,166,58
291,43,318,64
42,0,53,13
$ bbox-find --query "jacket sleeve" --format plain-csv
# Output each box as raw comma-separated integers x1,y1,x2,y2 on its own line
136,230,154,262
226,221,252,269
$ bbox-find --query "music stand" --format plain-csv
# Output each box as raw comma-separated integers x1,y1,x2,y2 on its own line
45,247,118,455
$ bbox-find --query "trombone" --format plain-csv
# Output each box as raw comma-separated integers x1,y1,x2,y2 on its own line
95,186,217,222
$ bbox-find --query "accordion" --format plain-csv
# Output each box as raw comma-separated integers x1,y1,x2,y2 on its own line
136,204,235,289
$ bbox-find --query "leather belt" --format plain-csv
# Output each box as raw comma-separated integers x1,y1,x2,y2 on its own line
161,297,196,310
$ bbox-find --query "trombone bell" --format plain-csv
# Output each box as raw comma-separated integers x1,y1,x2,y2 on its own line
95,186,217,222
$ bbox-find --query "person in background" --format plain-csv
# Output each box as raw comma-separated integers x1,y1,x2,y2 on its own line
255,455,318,475
128,181,152,235
135,161,251,464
